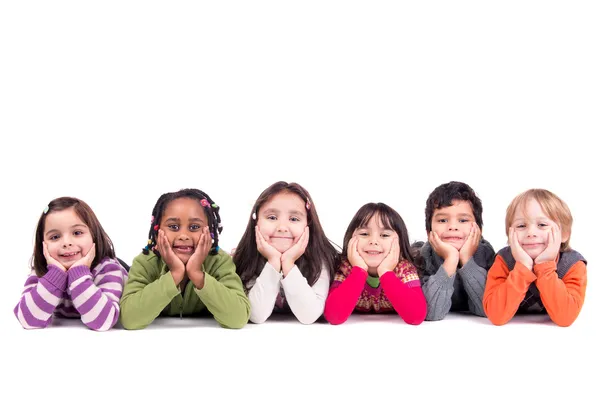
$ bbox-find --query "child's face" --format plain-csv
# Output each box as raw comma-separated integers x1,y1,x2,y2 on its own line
353,214,396,269
256,192,308,253
44,207,94,269
511,199,565,260
430,200,476,251
160,197,209,264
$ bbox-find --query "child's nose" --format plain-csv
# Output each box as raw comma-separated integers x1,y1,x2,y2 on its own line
178,232,192,240
368,236,379,245
526,226,538,237
276,222,289,232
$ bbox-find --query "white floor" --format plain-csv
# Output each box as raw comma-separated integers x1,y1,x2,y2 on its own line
4,303,598,400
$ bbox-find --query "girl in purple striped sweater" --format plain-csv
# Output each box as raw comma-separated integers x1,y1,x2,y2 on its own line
14,197,128,331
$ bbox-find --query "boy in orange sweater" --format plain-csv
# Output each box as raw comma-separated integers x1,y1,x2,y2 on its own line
483,189,587,327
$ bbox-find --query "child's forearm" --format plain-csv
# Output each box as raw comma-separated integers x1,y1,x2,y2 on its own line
120,272,180,330
282,265,329,324
247,263,281,324
68,260,126,331
483,257,536,325
534,260,587,327
457,259,489,317
421,267,456,321
324,267,367,325
196,272,250,329
14,266,67,329
380,272,426,325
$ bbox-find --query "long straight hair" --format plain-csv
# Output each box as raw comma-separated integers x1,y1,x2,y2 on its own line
233,181,340,287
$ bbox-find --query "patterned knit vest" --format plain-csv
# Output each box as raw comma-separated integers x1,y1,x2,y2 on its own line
497,246,586,312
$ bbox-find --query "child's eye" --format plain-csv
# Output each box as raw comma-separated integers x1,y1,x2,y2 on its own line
190,224,201,231
50,234,60,241
73,230,84,236
168,224,179,231
538,223,548,228
267,215,277,221
358,232,368,236
381,233,391,238
438,219,447,223
459,219,470,223
516,224,526,229
290,217,300,222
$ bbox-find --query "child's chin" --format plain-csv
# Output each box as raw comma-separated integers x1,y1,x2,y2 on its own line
524,250,542,259
176,254,191,264
62,259,83,268
273,245,292,253
444,241,464,250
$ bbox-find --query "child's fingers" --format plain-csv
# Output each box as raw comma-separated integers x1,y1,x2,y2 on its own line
88,243,96,260
255,226,264,250
302,227,310,248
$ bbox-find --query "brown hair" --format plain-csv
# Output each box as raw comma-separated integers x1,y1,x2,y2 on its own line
233,181,340,287
32,197,115,276
505,189,573,251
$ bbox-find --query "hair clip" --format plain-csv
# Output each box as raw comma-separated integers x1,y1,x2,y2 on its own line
148,239,152,245
252,212,256,220
211,203,218,209
150,216,155,223
43,205,49,214
153,224,159,231
210,232,215,239
215,246,220,251
218,223,223,229
306,199,311,210
200,199,210,207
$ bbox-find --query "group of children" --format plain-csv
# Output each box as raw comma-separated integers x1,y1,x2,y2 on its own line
14,181,587,331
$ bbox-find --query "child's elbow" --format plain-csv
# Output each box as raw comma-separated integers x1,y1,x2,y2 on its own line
486,312,511,326
551,314,578,327
119,314,148,330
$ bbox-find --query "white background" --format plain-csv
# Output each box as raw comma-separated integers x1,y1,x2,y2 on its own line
1,1,598,399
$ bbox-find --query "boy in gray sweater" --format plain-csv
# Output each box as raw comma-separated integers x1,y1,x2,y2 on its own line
414,181,495,321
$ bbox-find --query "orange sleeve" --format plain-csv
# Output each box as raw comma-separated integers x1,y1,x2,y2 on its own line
483,255,537,325
534,260,587,327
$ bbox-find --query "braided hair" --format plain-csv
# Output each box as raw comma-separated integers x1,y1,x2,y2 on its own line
143,188,223,257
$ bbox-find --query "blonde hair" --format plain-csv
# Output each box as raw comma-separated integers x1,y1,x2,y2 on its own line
505,189,573,251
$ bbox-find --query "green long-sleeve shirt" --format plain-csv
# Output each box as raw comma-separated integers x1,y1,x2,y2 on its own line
120,250,250,330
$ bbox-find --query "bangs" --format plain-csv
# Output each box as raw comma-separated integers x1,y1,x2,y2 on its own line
356,208,395,231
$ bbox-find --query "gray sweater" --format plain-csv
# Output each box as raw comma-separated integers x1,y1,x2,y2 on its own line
417,239,495,320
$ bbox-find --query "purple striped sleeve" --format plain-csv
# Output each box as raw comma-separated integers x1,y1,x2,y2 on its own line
14,266,67,329
67,258,127,331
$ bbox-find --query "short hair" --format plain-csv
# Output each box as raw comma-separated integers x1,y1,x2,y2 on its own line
505,189,573,251
425,181,483,233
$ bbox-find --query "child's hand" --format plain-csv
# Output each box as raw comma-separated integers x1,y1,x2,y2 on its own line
187,226,211,289
534,222,561,265
347,236,368,271
77,243,96,268
281,226,309,275
429,231,459,262
509,227,533,270
377,237,400,277
43,242,66,272
255,226,282,270
459,223,481,266
157,229,186,284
